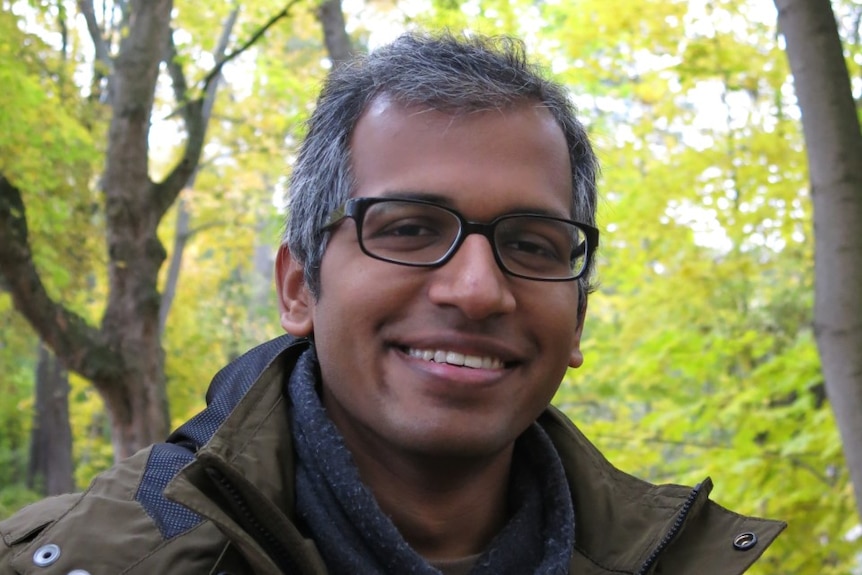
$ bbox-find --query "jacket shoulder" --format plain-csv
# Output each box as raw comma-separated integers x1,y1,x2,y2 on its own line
539,407,785,574
0,446,229,574
655,491,786,574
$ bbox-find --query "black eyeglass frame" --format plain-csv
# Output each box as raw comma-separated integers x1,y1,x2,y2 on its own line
323,197,600,282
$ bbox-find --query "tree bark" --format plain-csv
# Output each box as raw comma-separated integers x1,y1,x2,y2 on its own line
775,0,862,522
97,0,175,458
317,0,353,68
27,343,74,496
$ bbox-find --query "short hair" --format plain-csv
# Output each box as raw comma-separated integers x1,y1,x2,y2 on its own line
284,31,599,300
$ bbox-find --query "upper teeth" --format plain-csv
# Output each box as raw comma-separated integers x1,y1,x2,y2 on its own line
407,348,504,369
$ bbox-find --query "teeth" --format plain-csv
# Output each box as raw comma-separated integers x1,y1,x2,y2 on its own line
407,347,504,369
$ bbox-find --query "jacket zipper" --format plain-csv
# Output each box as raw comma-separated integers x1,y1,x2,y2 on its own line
207,467,298,574
635,482,703,575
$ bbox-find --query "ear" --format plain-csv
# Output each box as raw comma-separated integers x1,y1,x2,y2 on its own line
568,294,587,369
275,244,314,337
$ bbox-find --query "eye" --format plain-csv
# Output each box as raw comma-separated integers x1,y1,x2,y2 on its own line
363,215,450,254
496,216,581,275
503,235,562,260
376,219,439,237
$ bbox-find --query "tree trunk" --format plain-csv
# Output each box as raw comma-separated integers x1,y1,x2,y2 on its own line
97,0,175,457
96,359,170,460
775,0,862,522
0,1,302,461
27,343,74,496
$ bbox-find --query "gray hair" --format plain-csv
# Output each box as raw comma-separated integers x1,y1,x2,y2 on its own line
284,31,599,301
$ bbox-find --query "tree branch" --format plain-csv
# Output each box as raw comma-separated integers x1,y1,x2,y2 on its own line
186,219,233,237
317,0,354,68
157,7,239,333
0,175,122,382
78,0,112,71
165,31,191,123
789,457,839,488
158,196,190,334
201,0,301,93
201,7,240,128
151,3,295,219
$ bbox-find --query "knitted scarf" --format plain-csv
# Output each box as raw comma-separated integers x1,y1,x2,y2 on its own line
287,346,575,575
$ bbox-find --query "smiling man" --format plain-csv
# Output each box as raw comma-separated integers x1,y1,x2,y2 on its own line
0,32,783,575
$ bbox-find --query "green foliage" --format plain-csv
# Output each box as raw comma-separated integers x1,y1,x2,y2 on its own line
0,296,37,492
545,0,856,570
0,294,41,521
0,485,41,521
0,6,104,323
68,372,114,487
0,11,96,193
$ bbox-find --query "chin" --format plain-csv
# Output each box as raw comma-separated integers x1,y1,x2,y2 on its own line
392,425,516,461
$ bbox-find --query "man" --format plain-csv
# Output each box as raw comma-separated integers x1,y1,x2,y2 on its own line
0,32,783,574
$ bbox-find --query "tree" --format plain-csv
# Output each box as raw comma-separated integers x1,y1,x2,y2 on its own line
0,1,299,460
774,0,862,523
27,344,73,496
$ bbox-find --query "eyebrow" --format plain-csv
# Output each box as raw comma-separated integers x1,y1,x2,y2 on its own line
378,190,450,204
376,190,571,219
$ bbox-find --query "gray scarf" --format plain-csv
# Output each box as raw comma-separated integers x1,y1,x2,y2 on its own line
288,346,575,575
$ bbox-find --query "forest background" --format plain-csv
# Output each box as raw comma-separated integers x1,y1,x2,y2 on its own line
0,0,860,572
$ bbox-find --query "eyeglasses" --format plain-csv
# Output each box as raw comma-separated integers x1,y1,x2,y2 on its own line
323,197,599,281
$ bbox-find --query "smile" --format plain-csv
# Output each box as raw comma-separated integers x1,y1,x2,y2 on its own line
406,347,505,370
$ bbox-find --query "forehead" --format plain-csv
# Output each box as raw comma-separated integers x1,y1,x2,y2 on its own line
348,97,572,218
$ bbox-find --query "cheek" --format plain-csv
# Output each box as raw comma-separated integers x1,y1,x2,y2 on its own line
309,278,395,373
532,286,581,328
536,291,582,362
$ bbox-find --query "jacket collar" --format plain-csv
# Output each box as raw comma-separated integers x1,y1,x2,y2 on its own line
165,337,317,574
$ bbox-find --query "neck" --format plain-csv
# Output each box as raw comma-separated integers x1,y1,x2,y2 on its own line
349,438,514,561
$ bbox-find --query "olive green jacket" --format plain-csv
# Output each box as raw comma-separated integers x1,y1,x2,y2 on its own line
0,337,785,574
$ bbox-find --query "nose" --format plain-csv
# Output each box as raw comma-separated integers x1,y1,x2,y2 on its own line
427,234,517,319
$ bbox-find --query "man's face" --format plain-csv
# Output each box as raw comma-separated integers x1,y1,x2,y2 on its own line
277,98,585,462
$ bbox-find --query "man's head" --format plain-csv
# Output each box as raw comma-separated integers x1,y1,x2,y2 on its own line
283,32,598,301
276,31,599,462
